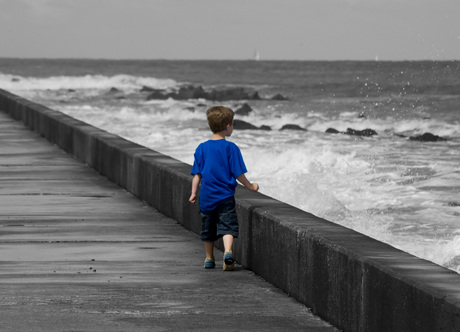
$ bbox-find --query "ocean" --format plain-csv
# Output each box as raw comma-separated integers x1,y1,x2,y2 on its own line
1,58,459,273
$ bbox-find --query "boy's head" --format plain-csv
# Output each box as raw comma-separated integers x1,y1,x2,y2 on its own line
206,106,234,133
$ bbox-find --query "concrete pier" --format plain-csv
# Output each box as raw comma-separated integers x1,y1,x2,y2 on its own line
2,88,460,331
0,111,336,331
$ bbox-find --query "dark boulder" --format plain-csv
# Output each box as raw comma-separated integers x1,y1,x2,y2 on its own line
280,124,306,131
140,85,156,92
234,119,271,130
409,133,447,142
325,128,378,136
233,119,258,130
271,93,288,101
345,128,378,137
145,85,262,101
146,90,169,100
208,87,260,101
175,85,208,99
326,128,341,134
235,103,253,116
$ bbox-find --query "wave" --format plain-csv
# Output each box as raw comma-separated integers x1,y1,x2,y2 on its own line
2,72,458,139
0,73,178,92
237,106,460,138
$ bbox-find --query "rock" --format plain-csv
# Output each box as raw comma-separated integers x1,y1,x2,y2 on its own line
271,93,288,101
145,85,262,101
233,119,259,130
175,85,208,99
235,103,253,116
280,124,306,131
409,133,447,142
325,128,378,136
345,128,378,137
109,87,120,93
326,128,341,134
140,85,156,92
234,119,271,130
208,87,259,101
250,91,261,100
146,90,169,100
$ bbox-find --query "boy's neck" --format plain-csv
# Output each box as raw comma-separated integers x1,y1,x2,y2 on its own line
211,132,226,140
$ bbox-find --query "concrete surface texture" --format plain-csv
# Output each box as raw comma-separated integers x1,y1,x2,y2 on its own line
0,113,338,331
3,89,460,331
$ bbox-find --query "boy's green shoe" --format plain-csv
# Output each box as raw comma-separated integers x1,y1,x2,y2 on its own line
223,252,235,271
204,258,215,269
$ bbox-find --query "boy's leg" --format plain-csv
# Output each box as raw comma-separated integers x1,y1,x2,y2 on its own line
200,209,218,269
223,234,235,271
203,241,216,269
215,197,238,271
223,234,234,253
204,241,215,259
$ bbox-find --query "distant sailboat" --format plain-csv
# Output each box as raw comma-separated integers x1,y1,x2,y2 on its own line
253,50,260,61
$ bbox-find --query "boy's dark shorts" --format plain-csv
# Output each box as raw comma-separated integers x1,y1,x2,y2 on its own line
200,196,238,242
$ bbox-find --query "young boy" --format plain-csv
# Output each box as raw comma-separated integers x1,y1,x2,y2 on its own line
189,106,259,271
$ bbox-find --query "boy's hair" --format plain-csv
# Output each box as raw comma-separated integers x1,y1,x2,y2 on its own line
206,106,234,133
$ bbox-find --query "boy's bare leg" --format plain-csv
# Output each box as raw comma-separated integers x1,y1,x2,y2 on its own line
222,234,235,270
204,241,215,259
223,234,234,253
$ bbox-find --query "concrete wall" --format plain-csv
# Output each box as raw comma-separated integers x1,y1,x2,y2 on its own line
1,88,460,331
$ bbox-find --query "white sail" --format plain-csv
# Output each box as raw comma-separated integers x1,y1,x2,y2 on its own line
253,50,260,61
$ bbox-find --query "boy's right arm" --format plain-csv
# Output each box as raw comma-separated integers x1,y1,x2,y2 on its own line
189,174,202,203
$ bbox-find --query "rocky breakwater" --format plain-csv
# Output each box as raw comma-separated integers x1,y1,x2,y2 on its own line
144,85,287,102
326,128,448,142
326,128,378,137
145,85,302,131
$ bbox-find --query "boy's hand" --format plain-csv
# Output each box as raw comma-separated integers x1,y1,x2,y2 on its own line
249,183,259,192
189,193,197,204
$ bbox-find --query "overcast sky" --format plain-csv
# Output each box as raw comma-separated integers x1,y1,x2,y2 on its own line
0,0,459,61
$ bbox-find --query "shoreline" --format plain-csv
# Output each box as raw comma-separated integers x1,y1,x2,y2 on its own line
2,88,460,331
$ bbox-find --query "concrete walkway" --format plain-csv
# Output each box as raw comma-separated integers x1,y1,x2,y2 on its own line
0,112,338,331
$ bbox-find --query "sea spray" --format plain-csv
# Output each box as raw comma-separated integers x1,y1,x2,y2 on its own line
1,59,459,273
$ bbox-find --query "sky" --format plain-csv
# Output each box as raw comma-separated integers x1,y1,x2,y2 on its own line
0,0,459,61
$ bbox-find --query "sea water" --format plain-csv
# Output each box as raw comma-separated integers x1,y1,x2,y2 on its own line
1,58,459,272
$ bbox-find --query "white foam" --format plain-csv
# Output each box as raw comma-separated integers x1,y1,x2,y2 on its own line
9,77,460,273
0,73,177,92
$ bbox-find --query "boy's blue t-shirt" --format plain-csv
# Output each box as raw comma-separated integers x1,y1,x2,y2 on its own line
191,139,247,212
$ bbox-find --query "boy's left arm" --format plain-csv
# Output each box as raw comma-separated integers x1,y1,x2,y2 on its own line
237,173,259,192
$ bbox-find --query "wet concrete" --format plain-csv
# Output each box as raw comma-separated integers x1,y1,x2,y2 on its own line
0,113,338,331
